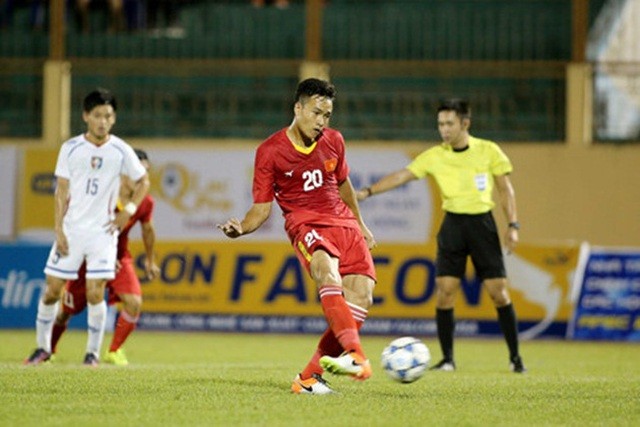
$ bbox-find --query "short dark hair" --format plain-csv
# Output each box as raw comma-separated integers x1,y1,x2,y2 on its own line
83,88,117,113
437,98,471,120
134,148,149,161
294,78,336,104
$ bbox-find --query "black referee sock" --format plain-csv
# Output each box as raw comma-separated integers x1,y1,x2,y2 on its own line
497,303,520,359
436,308,455,362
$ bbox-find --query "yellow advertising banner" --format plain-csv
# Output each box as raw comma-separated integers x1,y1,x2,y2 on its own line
130,240,580,337
19,148,57,237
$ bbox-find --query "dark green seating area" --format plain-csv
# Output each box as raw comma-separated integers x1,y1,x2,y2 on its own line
1,1,578,60
69,74,296,138
63,72,564,141
0,1,606,140
324,0,572,61
333,75,564,141
0,64,566,141
0,72,42,138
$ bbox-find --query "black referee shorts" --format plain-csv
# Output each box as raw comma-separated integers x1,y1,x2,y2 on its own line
436,211,506,280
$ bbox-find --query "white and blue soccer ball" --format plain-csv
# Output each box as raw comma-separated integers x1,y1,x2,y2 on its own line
381,336,430,383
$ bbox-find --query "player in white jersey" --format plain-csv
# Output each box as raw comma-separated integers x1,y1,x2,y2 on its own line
24,88,150,366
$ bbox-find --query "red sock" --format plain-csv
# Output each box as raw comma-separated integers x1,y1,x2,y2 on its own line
109,311,138,352
300,291,368,380
301,328,343,379
319,285,362,355
301,319,365,380
51,321,68,354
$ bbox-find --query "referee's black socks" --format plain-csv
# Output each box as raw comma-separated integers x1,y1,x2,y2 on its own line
436,308,455,362
497,303,520,359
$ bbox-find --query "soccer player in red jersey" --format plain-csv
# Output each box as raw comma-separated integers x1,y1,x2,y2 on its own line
218,78,377,394
50,149,160,366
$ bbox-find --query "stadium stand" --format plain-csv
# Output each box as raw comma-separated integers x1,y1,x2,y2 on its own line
0,0,607,140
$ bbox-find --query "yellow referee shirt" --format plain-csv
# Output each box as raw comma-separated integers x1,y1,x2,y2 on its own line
406,136,513,214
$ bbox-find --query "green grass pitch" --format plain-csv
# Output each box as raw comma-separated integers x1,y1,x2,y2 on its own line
1,330,639,426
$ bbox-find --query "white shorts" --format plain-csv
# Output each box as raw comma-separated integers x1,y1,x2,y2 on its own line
44,228,118,280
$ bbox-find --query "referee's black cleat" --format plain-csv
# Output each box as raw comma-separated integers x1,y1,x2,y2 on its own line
430,359,456,371
510,355,527,373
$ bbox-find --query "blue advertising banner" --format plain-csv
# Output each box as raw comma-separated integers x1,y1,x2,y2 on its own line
0,243,89,329
568,246,640,341
135,312,566,337
0,244,49,328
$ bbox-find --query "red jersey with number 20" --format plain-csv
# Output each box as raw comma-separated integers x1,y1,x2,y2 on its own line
252,127,359,239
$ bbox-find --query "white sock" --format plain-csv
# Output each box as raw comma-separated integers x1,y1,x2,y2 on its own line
36,300,59,353
86,301,107,357
347,302,368,323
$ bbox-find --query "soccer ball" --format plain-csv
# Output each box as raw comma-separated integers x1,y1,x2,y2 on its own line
381,336,430,383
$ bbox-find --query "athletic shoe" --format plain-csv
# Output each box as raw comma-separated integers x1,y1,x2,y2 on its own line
319,351,372,380
104,349,129,366
83,352,99,367
291,373,334,395
430,359,456,371
510,355,527,373
23,348,51,366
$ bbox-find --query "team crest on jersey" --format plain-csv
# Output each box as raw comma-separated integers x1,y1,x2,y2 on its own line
324,158,337,172
91,156,103,170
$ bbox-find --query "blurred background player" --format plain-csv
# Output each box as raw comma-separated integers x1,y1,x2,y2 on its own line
146,0,185,38
24,88,149,367
75,0,126,33
357,98,526,373
50,149,160,365
218,78,377,394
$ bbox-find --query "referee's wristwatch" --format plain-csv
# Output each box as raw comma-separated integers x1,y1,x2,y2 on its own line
508,221,520,230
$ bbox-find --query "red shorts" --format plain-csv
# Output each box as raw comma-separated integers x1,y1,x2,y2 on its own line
291,224,376,281
62,257,142,315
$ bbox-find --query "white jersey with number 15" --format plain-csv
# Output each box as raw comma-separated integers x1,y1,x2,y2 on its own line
54,134,147,233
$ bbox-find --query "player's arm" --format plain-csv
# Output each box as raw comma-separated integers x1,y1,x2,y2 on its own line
118,174,134,203
356,168,418,201
53,176,70,256
112,173,150,231
126,173,151,212
494,173,519,253
339,177,376,250
140,220,160,280
218,202,272,238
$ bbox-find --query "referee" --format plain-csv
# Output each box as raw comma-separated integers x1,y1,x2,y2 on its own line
357,98,526,373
